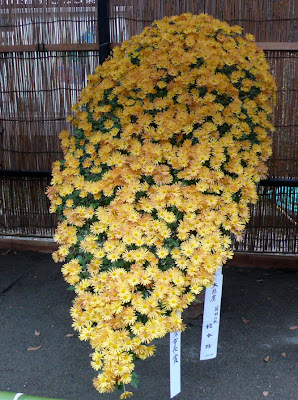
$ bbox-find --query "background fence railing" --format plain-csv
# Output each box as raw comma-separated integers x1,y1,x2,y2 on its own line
0,0,297,254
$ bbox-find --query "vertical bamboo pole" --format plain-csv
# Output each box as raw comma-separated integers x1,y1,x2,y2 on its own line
98,0,110,64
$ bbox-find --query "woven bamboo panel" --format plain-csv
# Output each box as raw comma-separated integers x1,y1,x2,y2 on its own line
1,177,297,249
1,51,296,174
0,50,100,170
0,175,56,237
234,185,298,253
109,0,297,43
266,50,298,178
0,0,97,46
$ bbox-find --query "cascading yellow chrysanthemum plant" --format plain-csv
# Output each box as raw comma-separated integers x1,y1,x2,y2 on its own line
47,13,276,397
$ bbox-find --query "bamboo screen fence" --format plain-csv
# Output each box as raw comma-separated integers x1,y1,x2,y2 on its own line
0,0,297,253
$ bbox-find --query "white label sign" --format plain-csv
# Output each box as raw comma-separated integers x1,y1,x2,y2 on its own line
170,330,181,398
200,267,223,360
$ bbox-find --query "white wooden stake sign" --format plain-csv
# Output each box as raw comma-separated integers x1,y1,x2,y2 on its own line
169,268,223,398
170,328,181,398
200,267,223,360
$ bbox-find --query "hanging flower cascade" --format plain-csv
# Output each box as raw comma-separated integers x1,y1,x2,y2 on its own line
47,13,276,397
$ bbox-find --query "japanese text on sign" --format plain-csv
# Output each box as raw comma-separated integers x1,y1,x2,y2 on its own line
170,330,181,398
200,267,223,360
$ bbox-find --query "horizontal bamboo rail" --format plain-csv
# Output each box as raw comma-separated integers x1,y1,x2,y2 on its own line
1,170,298,187
0,44,100,53
0,238,297,269
256,42,298,50
0,42,297,53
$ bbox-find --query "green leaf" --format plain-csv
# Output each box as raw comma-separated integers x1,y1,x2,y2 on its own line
193,298,202,303
85,253,93,262
116,382,124,391
131,372,139,389
77,255,85,265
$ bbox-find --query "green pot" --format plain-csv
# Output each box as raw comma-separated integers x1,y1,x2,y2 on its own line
0,392,67,400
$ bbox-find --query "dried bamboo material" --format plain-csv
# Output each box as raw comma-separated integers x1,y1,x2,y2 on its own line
0,175,56,237
266,50,298,179
109,0,297,43
0,0,97,47
0,50,100,170
234,186,298,253
0,0,297,254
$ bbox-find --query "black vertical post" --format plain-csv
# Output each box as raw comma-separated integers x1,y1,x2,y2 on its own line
98,0,110,64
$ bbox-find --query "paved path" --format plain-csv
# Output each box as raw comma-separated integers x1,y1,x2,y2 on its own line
0,251,297,400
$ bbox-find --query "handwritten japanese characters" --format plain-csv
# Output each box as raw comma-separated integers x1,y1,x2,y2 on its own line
170,330,181,398
200,268,223,360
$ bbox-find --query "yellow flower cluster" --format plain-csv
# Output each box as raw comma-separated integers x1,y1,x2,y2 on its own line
47,13,276,396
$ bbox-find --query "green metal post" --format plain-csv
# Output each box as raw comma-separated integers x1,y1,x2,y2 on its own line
0,392,67,400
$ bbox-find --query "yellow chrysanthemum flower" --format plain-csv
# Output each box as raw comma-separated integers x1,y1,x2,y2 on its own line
48,11,276,396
